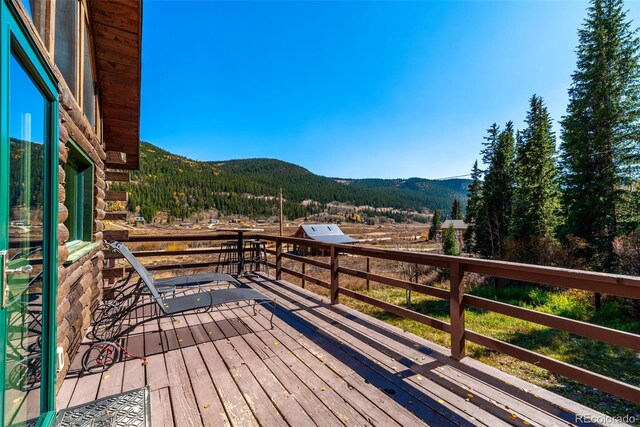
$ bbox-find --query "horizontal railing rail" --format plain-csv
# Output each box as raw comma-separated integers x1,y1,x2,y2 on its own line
103,231,640,405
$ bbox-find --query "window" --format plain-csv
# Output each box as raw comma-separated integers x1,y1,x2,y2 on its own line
82,18,95,127
64,141,94,244
54,0,78,95
2,0,60,422
20,0,48,43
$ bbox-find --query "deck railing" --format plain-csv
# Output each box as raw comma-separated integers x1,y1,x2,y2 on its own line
103,231,640,405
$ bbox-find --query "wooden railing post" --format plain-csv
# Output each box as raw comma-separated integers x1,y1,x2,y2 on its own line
366,257,370,290
275,239,282,280
330,246,339,304
449,261,465,360
301,262,306,288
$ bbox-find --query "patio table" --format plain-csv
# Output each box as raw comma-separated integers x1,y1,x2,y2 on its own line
217,227,264,276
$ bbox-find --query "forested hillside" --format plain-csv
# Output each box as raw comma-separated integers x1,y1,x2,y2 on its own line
111,142,469,222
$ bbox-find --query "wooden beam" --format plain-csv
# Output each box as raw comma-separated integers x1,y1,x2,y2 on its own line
105,151,127,166
449,262,465,360
103,230,129,242
330,246,339,305
275,240,282,281
104,211,128,221
102,266,125,280
104,190,128,202
105,171,130,182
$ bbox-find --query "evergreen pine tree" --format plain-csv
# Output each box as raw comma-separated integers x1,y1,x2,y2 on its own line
429,209,442,241
478,122,516,259
511,95,561,240
443,223,461,256
464,160,483,249
451,198,462,220
560,0,640,271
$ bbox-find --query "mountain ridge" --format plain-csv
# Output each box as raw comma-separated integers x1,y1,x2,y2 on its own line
112,142,470,222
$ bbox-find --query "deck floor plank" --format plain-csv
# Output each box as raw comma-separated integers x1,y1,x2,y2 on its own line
222,302,425,427
254,302,465,426
198,342,259,427
96,355,124,399
164,349,204,427
274,279,563,426
67,372,101,407
214,339,289,427
246,276,508,426
57,275,620,427
151,388,174,427
145,353,169,389
181,345,232,427
227,335,318,427
231,314,374,427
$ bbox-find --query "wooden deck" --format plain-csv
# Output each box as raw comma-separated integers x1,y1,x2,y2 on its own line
57,275,616,427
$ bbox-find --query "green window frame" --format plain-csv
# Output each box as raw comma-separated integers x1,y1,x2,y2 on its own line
64,140,94,245
1,0,59,425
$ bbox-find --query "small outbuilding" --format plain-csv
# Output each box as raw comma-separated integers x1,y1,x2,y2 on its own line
438,219,468,246
292,224,357,255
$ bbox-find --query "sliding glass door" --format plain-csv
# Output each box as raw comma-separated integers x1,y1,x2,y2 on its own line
0,1,58,425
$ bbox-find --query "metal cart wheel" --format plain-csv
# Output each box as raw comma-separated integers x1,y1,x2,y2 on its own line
92,302,120,324
90,314,123,341
82,341,120,373
8,354,41,391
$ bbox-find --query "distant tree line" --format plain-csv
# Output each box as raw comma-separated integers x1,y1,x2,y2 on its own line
114,144,469,223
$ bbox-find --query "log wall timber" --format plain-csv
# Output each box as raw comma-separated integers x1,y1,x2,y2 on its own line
105,151,127,167
103,230,129,242
55,88,109,386
104,190,128,202
105,171,130,182
104,211,127,221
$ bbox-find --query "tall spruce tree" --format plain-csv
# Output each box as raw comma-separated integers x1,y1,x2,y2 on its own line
429,209,442,241
451,198,462,220
560,0,640,271
474,124,500,256
464,160,483,249
511,95,561,240
478,122,516,259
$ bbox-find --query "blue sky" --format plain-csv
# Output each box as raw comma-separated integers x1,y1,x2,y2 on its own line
140,1,640,180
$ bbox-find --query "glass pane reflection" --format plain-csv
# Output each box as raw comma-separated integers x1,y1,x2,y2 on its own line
5,51,47,426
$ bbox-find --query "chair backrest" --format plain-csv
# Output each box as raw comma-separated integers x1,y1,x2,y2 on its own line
107,241,164,305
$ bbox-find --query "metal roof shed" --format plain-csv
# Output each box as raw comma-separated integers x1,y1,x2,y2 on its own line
294,224,357,244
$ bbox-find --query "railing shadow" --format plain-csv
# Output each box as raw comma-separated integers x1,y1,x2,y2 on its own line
249,274,602,427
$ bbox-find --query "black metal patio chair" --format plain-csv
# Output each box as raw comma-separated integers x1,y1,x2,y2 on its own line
82,241,277,373
113,240,243,289
93,241,246,325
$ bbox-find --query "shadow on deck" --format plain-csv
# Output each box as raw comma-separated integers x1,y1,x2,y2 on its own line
57,275,615,427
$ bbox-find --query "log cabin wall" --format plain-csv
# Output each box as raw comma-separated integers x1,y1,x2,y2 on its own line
9,0,142,386
56,89,107,386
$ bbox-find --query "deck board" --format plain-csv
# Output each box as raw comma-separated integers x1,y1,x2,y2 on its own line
198,341,259,427
180,345,231,427
151,388,174,427
164,349,203,427
57,275,621,427
253,276,560,425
